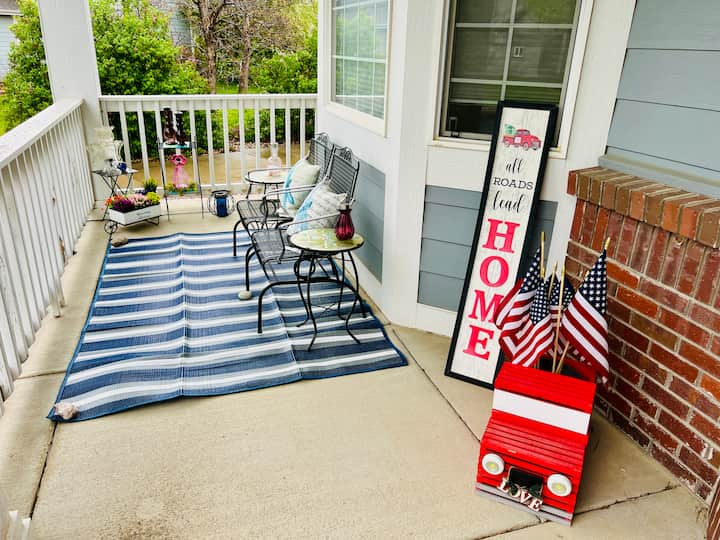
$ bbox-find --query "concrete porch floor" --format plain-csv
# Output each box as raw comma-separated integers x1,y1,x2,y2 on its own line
0,200,708,539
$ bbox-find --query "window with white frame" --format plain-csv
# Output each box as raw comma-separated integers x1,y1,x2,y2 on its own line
331,0,389,121
440,0,581,143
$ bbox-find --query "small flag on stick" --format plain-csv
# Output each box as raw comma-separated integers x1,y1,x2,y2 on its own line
560,250,610,381
505,277,554,367
494,249,542,334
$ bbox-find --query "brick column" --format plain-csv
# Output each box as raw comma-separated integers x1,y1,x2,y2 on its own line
567,168,720,504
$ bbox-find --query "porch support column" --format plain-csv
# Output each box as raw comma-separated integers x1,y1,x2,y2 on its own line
38,0,104,200
379,0,443,328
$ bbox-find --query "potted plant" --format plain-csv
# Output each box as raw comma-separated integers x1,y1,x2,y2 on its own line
106,192,161,225
143,178,158,194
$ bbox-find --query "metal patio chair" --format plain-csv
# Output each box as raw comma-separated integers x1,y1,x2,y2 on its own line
237,147,361,322
233,133,334,241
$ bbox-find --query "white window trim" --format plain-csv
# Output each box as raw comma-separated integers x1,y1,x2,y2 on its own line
431,0,594,160
324,0,393,137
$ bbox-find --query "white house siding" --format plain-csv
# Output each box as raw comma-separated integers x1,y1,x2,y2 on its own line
317,0,636,335
0,15,14,79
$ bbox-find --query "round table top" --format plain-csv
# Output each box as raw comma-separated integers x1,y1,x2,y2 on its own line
245,169,287,184
289,228,364,253
93,168,138,176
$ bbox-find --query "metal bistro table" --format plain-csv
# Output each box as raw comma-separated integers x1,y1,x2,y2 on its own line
244,168,287,199
286,228,367,350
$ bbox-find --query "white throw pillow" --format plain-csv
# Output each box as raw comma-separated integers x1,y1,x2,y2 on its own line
281,159,320,211
286,182,346,236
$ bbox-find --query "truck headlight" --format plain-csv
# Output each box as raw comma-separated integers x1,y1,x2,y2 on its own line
481,453,505,476
547,474,572,497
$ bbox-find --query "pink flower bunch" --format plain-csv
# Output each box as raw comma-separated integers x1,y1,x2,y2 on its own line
128,194,148,206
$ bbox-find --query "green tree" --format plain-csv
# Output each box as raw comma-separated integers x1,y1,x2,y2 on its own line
91,0,206,96
2,0,207,130
1,0,52,127
249,26,317,94
245,26,317,142
183,0,312,93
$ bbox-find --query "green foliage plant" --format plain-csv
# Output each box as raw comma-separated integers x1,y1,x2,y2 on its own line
143,177,158,193
2,0,206,138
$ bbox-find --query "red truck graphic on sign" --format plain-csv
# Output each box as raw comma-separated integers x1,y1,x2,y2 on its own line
502,126,541,150
475,363,596,525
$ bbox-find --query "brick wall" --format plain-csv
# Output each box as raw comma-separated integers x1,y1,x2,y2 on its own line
567,167,720,505
710,488,720,540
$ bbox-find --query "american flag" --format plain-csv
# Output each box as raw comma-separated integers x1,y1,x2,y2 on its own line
560,250,609,381
494,249,542,333
502,278,554,367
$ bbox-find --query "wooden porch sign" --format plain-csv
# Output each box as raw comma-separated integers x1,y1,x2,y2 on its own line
445,102,557,388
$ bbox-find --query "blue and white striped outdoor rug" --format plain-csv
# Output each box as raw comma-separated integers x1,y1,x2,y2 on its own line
49,231,406,422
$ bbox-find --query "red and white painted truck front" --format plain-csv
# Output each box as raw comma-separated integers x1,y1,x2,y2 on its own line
476,363,596,525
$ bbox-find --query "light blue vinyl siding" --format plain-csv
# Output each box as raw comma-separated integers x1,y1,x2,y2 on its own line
600,0,720,197
418,186,557,312
353,160,384,281
0,15,15,79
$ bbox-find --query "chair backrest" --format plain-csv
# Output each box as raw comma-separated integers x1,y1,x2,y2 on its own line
325,147,360,202
307,133,334,178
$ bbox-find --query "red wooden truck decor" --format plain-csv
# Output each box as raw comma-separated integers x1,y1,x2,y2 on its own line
475,363,596,525
473,238,610,525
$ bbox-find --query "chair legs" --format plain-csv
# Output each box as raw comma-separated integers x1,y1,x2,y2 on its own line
238,244,257,301
232,218,243,257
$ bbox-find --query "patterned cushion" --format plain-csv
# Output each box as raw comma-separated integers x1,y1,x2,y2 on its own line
280,159,320,211
286,182,346,236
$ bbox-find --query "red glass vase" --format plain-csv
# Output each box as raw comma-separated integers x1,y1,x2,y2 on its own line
335,205,355,241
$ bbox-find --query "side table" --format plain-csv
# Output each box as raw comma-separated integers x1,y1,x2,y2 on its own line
244,168,287,199
287,228,367,351
92,168,138,220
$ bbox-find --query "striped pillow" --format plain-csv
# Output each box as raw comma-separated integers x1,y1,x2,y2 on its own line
287,182,346,236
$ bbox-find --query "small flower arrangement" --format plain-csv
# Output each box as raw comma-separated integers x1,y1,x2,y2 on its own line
170,181,197,196
106,192,161,213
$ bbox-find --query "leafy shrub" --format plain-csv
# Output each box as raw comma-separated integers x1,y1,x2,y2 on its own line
2,0,206,137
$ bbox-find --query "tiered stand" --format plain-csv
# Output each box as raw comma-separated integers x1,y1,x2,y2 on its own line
476,362,596,525
157,140,205,219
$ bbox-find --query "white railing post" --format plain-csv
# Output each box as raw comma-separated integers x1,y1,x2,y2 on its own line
238,98,247,181
300,100,306,159
205,100,215,188
222,100,230,186
254,100,261,169
285,101,292,166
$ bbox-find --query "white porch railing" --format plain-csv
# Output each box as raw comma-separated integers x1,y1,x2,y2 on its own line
99,93,318,189
0,99,93,412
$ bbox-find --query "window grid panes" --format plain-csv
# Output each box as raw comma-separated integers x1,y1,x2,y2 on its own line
332,0,389,120
441,0,581,143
